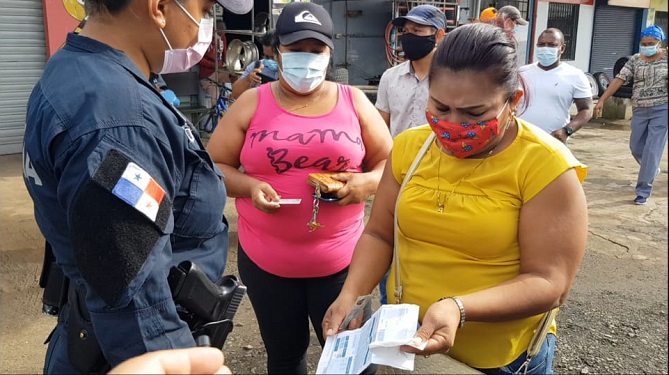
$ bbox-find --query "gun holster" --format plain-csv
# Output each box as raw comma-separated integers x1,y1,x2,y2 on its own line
40,241,69,316
168,261,247,349
66,284,110,374
40,241,108,373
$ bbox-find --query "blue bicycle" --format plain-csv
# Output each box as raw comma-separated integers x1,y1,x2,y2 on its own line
198,79,234,134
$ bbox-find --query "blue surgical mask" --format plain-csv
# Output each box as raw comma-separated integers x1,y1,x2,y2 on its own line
263,59,279,71
639,44,659,57
513,25,519,34
536,47,560,67
278,51,330,93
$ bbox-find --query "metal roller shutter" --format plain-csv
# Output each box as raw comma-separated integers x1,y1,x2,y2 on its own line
0,0,47,155
655,11,668,39
589,6,639,77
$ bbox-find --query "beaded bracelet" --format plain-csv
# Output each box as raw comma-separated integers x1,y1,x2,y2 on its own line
439,296,466,329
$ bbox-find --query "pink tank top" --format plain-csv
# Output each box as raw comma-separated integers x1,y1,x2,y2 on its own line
237,83,366,278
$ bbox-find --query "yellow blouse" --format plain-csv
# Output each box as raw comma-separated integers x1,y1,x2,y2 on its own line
388,120,587,369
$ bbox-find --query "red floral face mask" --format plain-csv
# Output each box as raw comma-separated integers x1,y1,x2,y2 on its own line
426,102,509,158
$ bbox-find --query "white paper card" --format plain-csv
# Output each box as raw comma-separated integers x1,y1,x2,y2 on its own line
277,198,302,205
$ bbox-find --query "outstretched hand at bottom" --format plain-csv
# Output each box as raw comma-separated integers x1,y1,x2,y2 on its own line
108,347,232,375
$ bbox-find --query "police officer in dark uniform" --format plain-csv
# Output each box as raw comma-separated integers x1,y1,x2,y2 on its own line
22,0,252,373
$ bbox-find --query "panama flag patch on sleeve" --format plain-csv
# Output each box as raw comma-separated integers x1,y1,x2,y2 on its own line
112,163,166,221
91,149,171,231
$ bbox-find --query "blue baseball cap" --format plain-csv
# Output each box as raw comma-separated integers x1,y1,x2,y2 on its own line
392,5,446,30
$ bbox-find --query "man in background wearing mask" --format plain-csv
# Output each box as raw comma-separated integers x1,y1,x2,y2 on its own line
376,5,446,138
519,28,593,143
374,5,445,305
231,30,279,99
495,5,527,35
22,0,252,373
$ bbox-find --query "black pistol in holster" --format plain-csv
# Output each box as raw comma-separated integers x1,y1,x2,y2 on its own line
168,261,247,349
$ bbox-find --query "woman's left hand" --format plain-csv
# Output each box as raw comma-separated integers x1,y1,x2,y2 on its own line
332,172,375,205
400,298,462,356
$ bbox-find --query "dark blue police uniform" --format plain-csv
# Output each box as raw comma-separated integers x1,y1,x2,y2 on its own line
22,33,229,373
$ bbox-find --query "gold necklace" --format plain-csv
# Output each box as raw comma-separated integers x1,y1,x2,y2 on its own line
276,82,325,112
435,117,513,212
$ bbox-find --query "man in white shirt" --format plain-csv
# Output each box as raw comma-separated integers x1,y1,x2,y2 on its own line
375,5,446,138
519,28,593,143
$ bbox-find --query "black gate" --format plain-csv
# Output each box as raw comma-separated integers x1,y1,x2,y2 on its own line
547,2,580,61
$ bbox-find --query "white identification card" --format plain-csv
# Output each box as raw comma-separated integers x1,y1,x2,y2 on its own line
278,199,302,205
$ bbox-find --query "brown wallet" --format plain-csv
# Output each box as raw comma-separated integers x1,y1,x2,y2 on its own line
307,173,349,193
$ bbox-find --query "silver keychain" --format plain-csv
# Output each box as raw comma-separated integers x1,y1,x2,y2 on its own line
308,185,323,232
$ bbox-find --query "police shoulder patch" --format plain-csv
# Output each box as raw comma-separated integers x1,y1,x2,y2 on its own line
92,149,171,232
70,149,174,306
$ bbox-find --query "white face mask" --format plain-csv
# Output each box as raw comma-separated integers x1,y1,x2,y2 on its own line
279,51,330,94
158,1,213,74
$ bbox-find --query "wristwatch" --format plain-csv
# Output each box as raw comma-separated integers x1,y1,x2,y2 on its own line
563,126,575,136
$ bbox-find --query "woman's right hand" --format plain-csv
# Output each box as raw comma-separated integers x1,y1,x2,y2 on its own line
593,101,605,119
322,292,359,338
250,181,281,213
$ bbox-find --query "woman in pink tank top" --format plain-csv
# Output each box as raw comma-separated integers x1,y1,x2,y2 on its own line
206,3,393,374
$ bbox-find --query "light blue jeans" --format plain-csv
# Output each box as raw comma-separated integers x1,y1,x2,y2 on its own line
630,103,668,199
475,334,556,375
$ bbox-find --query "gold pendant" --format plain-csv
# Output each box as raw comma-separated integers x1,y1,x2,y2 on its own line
437,203,444,213
307,221,323,232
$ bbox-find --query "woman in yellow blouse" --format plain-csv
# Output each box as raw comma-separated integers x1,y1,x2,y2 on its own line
322,23,588,374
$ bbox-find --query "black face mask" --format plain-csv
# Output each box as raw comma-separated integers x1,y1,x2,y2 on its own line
400,33,436,61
